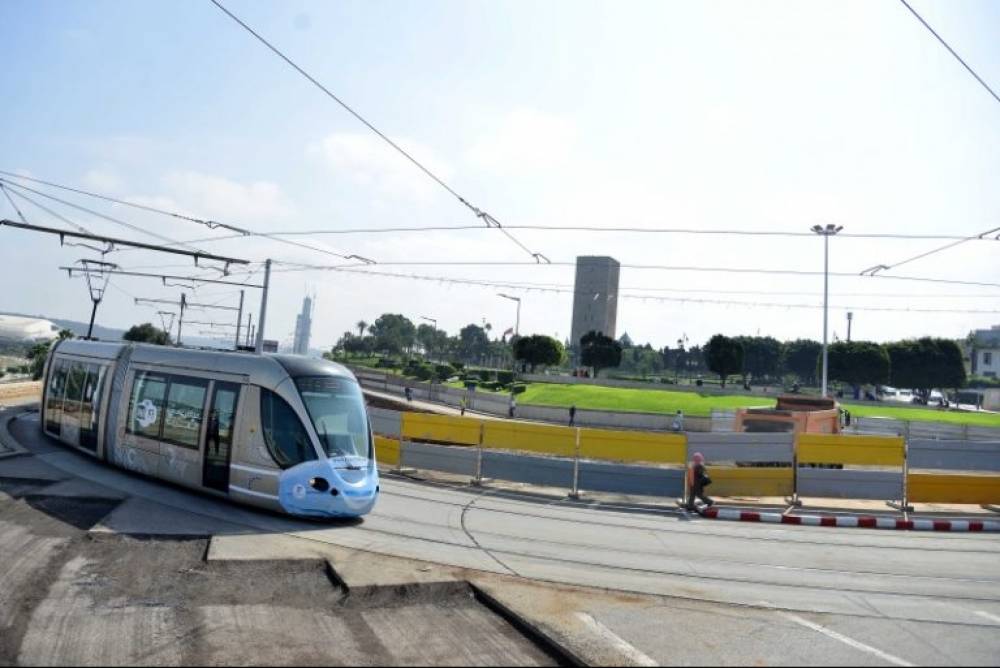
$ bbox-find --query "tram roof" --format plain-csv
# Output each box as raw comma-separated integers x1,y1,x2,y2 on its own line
53,340,355,384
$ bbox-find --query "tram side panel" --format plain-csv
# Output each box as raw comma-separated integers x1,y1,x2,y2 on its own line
228,383,285,513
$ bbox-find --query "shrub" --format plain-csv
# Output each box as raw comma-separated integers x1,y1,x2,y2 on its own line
463,380,478,390
481,381,500,391
511,384,527,395
412,365,433,381
376,357,400,369
497,370,515,385
451,361,465,372
477,369,494,382
434,364,456,381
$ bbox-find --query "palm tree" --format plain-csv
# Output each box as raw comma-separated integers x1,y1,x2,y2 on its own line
356,320,367,338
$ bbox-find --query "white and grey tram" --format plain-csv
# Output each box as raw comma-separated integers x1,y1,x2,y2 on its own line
40,339,379,518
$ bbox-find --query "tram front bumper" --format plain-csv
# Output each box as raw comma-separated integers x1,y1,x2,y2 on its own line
277,458,379,518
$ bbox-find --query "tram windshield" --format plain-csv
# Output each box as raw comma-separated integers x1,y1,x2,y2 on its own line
294,376,371,459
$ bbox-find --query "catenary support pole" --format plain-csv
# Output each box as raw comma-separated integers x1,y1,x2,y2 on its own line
255,259,271,354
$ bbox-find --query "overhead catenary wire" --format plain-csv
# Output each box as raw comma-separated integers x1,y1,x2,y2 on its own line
299,265,1000,315
860,225,1000,276
0,171,371,264
266,259,1000,289
0,178,201,251
0,182,28,224
897,0,1000,107
206,0,549,263
4,184,95,236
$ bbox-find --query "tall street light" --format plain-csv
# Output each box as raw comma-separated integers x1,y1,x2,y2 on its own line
812,224,843,398
497,294,521,337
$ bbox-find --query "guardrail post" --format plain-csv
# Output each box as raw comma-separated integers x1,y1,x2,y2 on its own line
568,427,581,500
786,434,802,509
471,420,485,487
888,423,913,514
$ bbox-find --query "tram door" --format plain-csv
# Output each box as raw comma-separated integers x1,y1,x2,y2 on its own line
203,381,240,493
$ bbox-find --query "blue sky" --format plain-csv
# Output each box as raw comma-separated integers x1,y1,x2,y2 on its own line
1,0,998,350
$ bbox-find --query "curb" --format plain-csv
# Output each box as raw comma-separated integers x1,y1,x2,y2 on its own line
0,405,33,459
700,506,1000,532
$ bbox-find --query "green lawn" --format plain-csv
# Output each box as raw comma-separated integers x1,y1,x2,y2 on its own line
453,381,1000,427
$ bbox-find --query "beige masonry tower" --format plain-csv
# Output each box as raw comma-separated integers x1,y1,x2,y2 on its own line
570,256,620,350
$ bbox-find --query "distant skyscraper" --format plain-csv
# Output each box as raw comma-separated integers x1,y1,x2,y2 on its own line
570,256,620,349
292,295,313,356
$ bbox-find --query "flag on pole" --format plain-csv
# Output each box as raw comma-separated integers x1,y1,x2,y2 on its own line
503,327,514,337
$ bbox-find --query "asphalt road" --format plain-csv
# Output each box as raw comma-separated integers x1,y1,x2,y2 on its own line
5,411,1000,666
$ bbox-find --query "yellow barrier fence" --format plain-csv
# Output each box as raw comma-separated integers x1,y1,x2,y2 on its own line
796,433,905,466
707,467,795,497
579,428,686,465
374,436,400,467
483,421,577,457
908,473,1000,505
401,412,482,446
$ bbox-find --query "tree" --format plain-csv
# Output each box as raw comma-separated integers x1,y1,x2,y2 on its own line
123,322,171,345
887,337,966,399
513,334,564,372
782,339,822,386
27,329,75,380
826,341,889,391
704,335,744,388
368,314,416,356
735,336,782,382
580,330,622,378
458,323,490,363
356,320,368,338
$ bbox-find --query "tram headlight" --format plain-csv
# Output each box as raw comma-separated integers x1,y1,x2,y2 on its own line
309,477,330,492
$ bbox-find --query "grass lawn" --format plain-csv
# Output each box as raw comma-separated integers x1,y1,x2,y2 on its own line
452,381,1000,427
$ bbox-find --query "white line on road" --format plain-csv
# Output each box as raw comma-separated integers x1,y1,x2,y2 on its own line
575,612,658,667
778,611,916,667
974,610,1000,625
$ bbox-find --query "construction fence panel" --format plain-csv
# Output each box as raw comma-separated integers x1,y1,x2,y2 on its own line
907,473,1000,505
797,468,903,501
577,461,684,498
796,433,905,466
374,436,400,467
483,421,577,457
687,433,794,464
401,441,478,477
908,440,1000,472
401,412,482,446
369,407,403,439
482,450,575,488
579,429,687,465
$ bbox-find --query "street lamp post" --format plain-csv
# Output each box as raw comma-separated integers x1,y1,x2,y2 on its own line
497,293,521,373
811,224,843,398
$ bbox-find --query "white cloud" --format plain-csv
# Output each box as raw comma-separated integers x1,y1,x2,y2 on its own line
141,171,294,224
309,133,452,202
81,167,124,193
467,108,578,173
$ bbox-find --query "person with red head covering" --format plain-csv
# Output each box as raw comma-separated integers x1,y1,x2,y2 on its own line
685,452,714,511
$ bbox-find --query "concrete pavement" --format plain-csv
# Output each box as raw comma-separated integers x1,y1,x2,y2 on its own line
4,409,1000,665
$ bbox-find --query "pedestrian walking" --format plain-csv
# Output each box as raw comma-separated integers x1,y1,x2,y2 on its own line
671,410,684,432
508,394,517,418
569,404,576,427
685,452,713,511
405,386,413,403
460,396,467,416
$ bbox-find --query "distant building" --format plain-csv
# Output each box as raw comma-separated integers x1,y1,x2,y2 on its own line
292,295,314,356
570,256,620,350
0,315,60,342
969,325,1000,378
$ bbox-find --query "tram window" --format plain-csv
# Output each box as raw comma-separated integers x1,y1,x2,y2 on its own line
260,389,317,469
295,376,371,459
162,376,208,448
127,372,167,439
45,359,69,434
63,363,86,419
79,364,105,452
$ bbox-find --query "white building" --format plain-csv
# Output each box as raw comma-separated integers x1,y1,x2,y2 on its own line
969,325,1000,378
0,315,61,342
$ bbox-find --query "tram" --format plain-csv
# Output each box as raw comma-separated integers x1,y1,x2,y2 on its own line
39,339,379,518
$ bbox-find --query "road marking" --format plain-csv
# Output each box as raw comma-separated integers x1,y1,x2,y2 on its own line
575,612,658,667
778,612,915,667
974,610,1000,625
